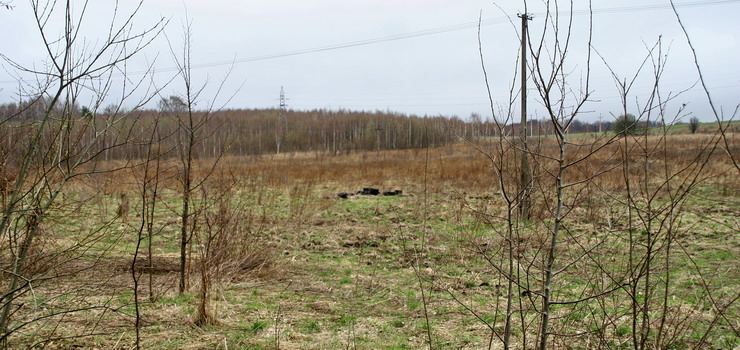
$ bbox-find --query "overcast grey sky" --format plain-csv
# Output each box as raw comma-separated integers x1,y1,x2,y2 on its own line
1,0,738,123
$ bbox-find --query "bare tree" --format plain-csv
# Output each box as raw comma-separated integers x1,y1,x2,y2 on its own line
688,116,700,134
131,112,171,349
160,17,239,296
458,1,738,349
162,21,206,295
462,2,640,348
0,0,164,346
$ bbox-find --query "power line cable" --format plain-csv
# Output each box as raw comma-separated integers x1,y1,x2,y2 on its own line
1,0,739,83
130,0,740,74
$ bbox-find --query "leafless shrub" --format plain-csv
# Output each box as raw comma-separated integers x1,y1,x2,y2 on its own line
191,178,274,327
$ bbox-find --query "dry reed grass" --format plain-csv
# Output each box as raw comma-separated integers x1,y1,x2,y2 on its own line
69,132,736,203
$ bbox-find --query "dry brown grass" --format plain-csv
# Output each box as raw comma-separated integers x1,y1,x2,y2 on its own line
73,132,737,201
4,132,736,349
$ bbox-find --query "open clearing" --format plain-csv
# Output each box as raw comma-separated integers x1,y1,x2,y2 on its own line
5,133,737,349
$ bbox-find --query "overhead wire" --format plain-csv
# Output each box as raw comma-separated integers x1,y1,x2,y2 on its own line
121,0,740,75
1,0,739,83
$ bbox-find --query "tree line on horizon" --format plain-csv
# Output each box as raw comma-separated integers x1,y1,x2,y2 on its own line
0,97,655,162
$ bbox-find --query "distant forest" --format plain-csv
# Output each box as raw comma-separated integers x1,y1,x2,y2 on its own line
0,97,646,161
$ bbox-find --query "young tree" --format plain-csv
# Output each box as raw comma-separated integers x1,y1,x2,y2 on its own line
161,18,238,297
163,22,205,295
688,116,700,134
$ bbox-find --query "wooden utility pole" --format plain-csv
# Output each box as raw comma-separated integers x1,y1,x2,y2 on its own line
375,121,383,152
518,13,533,220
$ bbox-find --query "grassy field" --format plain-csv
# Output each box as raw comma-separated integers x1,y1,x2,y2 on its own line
2,133,738,349
570,119,740,137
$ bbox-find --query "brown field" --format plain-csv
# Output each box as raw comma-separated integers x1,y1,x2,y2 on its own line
1,131,738,349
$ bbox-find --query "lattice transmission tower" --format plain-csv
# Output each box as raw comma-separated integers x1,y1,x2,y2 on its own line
275,87,289,154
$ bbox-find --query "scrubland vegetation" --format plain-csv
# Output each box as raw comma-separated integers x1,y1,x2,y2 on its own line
1,132,737,349
1,1,738,349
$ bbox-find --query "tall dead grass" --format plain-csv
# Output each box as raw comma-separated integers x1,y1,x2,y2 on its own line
75,132,736,199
